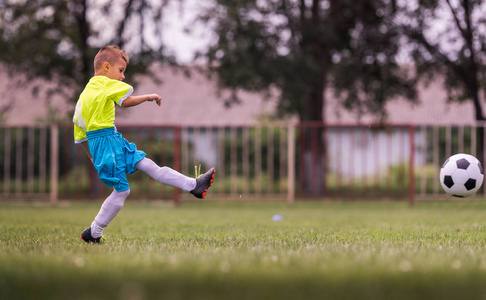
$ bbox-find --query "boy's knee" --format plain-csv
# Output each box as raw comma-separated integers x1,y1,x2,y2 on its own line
113,189,130,210
117,189,130,201
120,189,130,197
113,188,130,204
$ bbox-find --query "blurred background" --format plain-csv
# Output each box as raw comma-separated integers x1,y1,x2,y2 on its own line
1,0,486,203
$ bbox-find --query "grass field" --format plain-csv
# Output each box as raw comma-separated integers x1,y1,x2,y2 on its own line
2,200,486,299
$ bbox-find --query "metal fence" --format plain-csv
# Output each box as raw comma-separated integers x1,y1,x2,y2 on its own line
1,123,485,204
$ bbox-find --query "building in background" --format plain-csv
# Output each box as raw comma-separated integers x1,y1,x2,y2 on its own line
1,64,479,179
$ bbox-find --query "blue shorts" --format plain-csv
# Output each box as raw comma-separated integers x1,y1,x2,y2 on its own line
86,127,146,192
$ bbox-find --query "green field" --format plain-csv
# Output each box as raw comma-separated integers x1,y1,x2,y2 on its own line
2,200,486,299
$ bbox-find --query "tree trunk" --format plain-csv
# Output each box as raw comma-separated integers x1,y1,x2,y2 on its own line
294,0,329,196
74,0,91,85
470,83,485,191
460,0,485,189
299,69,327,196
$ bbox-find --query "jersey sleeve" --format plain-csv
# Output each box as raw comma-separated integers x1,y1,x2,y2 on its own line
72,99,88,143
74,124,87,144
105,79,134,106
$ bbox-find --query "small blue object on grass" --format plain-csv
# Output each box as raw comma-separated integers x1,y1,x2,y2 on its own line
272,214,283,221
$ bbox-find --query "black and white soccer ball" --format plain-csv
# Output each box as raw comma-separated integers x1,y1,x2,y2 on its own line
440,153,484,197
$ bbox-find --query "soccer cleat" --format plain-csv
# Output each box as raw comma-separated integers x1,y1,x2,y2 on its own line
80,227,101,244
190,167,216,199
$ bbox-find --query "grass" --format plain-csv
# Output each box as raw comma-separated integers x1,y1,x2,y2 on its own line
2,200,486,299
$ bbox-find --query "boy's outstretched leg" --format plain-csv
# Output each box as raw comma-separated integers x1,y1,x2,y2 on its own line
135,158,196,191
135,158,215,198
190,168,216,199
81,189,130,243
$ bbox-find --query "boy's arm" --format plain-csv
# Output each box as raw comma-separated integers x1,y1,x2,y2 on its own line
121,94,162,108
81,141,93,164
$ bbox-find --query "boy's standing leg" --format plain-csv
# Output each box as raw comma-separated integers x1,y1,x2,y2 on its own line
81,188,130,243
81,128,138,243
81,158,215,243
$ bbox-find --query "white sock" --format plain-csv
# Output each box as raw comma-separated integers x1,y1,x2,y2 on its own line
91,189,130,238
135,158,196,191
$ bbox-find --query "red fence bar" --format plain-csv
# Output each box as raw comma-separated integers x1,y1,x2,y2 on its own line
173,126,181,206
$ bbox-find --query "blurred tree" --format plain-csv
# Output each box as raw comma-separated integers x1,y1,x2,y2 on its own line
399,0,486,163
0,0,175,194
198,0,417,122
0,0,173,100
400,0,486,122
197,0,417,194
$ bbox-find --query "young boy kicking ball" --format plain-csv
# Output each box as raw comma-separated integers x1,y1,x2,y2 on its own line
73,45,215,243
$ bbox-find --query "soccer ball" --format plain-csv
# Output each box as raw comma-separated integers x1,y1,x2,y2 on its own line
440,153,484,197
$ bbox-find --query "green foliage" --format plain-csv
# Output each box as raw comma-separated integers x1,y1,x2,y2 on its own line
0,1,80,81
400,0,486,120
198,0,417,121
324,162,412,199
3,201,486,299
0,0,170,104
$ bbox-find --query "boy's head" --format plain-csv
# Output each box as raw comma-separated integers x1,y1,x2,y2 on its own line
94,45,129,81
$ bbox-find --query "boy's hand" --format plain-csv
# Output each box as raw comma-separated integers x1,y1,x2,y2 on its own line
122,94,162,107
148,94,162,106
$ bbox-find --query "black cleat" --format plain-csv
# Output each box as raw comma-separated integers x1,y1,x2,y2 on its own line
190,168,216,199
80,227,101,244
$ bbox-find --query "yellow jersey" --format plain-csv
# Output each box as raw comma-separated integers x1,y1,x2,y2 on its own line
73,76,133,143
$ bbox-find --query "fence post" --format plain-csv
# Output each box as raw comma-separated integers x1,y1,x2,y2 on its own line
3,128,11,196
408,125,415,205
50,125,59,204
173,126,181,207
287,124,295,204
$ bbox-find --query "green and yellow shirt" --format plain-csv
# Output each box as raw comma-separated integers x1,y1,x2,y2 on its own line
73,76,133,143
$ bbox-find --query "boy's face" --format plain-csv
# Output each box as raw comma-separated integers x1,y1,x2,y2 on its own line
103,58,127,81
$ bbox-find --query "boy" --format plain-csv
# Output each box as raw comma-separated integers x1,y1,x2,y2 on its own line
73,45,215,243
